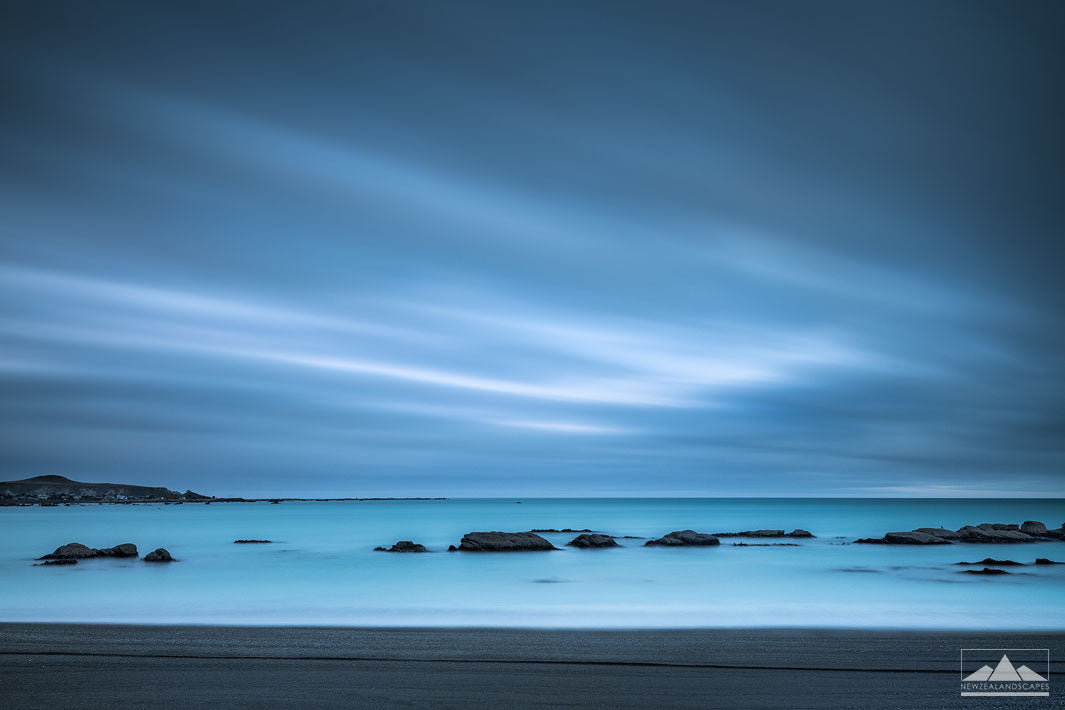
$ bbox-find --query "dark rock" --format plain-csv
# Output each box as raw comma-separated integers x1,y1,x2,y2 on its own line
975,523,1020,532
456,532,557,551
961,567,1010,575
530,528,592,533
1020,521,1048,536
34,559,77,566
1035,558,1063,565
913,528,963,540
789,529,814,538
883,531,951,545
645,530,720,547
374,540,428,553
448,545,458,551
38,542,99,560
567,534,619,548
234,540,273,544
143,548,174,562
98,543,138,558
713,529,814,538
854,537,889,544
957,526,1036,543
955,558,1022,566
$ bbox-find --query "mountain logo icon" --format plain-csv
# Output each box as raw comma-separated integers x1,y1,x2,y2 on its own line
960,649,1050,697
963,655,1047,682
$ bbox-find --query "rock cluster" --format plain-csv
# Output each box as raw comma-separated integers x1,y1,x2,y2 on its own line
856,521,1065,544
234,539,273,544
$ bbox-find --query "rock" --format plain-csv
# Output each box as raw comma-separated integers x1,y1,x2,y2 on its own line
883,531,951,545
645,530,720,547
234,540,273,544
961,567,1010,575
975,523,1020,532
713,529,785,538
34,559,77,566
1044,526,1065,539
1020,521,1048,536
789,529,814,538
567,534,619,548
955,558,1022,566
98,543,138,558
1035,558,1063,565
913,527,963,540
374,540,428,553
143,548,174,562
448,545,458,551
530,528,592,533
957,526,1036,543
455,532,557,552
854,537,889,544
38,542,99,560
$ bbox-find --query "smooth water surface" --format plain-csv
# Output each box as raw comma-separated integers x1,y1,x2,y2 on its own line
1,499,1063,628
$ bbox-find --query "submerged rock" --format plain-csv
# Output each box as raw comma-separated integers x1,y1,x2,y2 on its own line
34,559,77,566
234,540,273,544
567,534,619,548
645,530,720,547
455,532,557,551
374,540,428,553
961,567,1010,575
955,558,1022,566
143,548,174,562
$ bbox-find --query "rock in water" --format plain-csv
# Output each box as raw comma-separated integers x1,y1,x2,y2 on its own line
34,559,77,566
143,548,174,562
883,531,951,545
99,543,138,557
567,534,620,548
38,542,99,560
961,567,1010,575
913,528,963,540
1020,521,1048,536
955,558,1022,566
1035,558,1063,565
956,526,1035,543
455,532,556,551
374,540,428,552
645,530,721,546
234,540,273,544
789,529,814,538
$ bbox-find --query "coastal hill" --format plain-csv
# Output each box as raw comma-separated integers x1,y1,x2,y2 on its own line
0,475,210,504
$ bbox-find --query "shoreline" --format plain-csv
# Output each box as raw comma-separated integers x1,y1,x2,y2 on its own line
2,624,1062,708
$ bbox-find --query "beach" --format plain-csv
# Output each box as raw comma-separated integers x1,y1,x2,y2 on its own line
1,624,1061,708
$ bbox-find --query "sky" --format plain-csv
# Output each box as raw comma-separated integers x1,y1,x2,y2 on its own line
1,1,1063,497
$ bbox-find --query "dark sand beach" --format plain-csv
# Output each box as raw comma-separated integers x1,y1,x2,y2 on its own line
1,624,1060,708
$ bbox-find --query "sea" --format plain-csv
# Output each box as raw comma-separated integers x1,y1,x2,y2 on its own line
1,498,1063,629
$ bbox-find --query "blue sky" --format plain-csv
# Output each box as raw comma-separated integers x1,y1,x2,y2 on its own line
1,1,1063,497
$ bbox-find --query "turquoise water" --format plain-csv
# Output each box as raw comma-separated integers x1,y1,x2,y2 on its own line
1,498,1063,629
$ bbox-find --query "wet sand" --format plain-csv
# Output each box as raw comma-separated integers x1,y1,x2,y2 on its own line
1,624,1061,708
